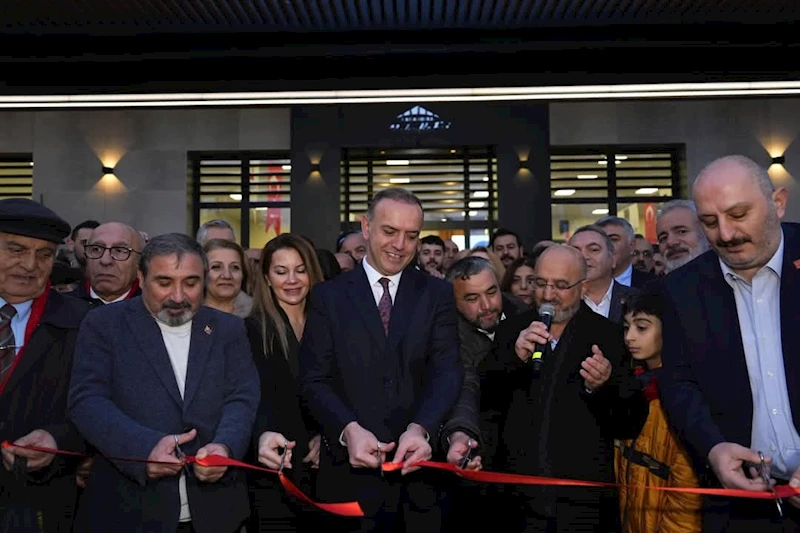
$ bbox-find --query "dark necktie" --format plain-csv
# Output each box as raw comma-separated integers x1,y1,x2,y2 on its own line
378,278,392,335
0,304,17,383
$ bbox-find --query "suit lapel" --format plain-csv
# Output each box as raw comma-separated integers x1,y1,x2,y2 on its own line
387,268,424,351
608,281,624,324
348,265,387,350
2,325,52,395
183,307,214,412
779,224,800,430
701,257,750,394
128,300,183,408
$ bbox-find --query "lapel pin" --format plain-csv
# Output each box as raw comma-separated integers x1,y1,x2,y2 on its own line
204,325,212,335
794,259,800,270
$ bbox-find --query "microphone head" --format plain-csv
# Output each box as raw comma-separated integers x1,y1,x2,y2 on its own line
539,303,555,318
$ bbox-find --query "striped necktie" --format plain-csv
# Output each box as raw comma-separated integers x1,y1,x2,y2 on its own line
0,304,17,383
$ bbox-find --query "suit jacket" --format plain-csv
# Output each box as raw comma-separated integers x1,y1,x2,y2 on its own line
631,267,657,290
0,289,91,532
658,222,800,530
299,262,462,514
608,280,639,324
68,297,260,533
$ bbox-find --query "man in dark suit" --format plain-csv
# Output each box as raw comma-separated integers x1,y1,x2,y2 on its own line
659,155,800,532
597,216,657,289
0,199,92,532
68,233,260,533
483,245,645,532
300,187,462,532
569,224,638,324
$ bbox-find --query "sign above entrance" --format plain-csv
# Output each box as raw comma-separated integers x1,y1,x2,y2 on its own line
389,106,451,131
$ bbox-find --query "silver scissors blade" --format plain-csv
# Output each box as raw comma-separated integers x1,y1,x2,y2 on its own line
759,451,783,518
377,442,384,478
174,437,190,477
277,443,289,475
460,439,474,469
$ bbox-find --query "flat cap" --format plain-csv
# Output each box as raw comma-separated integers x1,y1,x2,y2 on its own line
0,198,71,244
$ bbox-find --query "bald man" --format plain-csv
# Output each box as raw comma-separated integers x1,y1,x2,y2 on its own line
68,222,144,307
483,245,644,532
659,155,800,532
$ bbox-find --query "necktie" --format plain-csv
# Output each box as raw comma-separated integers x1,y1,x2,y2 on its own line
0,304,17,383
378,278,392,335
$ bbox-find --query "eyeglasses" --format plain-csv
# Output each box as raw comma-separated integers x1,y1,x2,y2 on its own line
84,244,141,261
533,278,585,291
632,250,653,258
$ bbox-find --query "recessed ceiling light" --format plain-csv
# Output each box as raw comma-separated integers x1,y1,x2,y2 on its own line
592,208,610,215
229,193,242,201
281,165,291,170
636,187,658,195
389,177,410,184
577,174,598,179
554,189,576,196
385,160,410,166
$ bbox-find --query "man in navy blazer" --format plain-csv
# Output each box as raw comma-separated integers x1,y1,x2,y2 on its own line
68,233,259,533
659,155,800,532
300,188,462,532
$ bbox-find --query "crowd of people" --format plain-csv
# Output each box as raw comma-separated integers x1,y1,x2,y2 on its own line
0,154,798,533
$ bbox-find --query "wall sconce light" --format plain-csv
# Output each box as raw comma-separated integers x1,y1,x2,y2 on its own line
519,160,528,170
772,155,786,166
102,166,115,175
310,163,321,173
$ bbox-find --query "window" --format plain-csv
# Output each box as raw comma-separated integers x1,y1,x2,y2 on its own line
189,152,290,249
0,155,33,200
340,147,497,249
550,146,682,242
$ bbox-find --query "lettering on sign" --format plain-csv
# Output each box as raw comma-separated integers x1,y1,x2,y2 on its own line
390,106,451,131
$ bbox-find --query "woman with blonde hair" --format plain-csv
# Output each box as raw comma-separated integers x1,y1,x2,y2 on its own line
202,238,252,317
245,233,325,531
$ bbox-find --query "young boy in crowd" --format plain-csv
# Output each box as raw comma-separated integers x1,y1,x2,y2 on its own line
615,290,702,533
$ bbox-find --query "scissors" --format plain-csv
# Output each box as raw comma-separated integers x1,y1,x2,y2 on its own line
759,451,783,518
377,442,384,478
173,435,191,477
460,439,474,469
277,440,289,475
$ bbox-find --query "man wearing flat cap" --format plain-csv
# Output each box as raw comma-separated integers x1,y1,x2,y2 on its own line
0,198,92,532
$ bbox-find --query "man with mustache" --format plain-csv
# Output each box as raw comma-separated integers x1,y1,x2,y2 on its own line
491,228,524,269
417,235,445,278
482,245,645,531
659,155,800,532
69,233,260,533
655,199,710,274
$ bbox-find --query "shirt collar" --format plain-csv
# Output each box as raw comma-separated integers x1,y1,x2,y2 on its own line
363,256,403,288
477,312,506,339
584,279,614,306
720,228,784,283
89,286,130,304
615,264,633,286
0,296,34,320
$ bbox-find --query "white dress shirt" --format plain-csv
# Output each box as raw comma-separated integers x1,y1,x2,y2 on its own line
583,280,614,319
362,256,403,306
614,264,633,287
89,287,129,305
721,230,800,479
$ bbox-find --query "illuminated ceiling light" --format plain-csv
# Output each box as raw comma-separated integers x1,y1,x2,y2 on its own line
385,160,410,166
615,155,629,160
4,81,800,109
635,187,658,195
389,177,410,184
554,189,576,196
229,193,242,201
441,218,447,222
592,208,610,215
598,160,608,165
468,201,485,208
482,177,489,182
577,174,598,179
472,191,490,198
469,210,478,217
281,164,292,170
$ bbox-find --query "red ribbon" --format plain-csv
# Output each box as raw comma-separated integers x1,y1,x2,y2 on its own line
4,441,798,515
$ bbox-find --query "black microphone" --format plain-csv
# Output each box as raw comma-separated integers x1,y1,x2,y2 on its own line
531,303,555,372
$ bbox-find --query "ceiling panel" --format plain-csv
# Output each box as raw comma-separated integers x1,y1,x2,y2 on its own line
1,0,797,34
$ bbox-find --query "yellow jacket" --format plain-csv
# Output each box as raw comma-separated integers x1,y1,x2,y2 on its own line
614,374,702,533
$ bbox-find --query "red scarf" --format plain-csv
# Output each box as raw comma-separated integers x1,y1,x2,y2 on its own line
85,278,140,302
634,366,660,402
0,284,51,395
